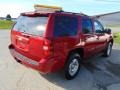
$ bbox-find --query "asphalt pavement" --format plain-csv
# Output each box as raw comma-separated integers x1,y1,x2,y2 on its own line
0,30,120,90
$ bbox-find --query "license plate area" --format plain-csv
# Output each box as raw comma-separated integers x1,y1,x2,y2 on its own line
16,35,29,51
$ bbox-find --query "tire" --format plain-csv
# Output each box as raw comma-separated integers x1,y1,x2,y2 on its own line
103,42,112,57
64,53,81,80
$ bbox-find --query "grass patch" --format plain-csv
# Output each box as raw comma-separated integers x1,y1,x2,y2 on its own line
0,20,14,29
113,32,120,44
105,25,120,28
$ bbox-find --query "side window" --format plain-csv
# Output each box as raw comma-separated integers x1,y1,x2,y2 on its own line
54,16,78,37
94,21,104,33
82,18,93,34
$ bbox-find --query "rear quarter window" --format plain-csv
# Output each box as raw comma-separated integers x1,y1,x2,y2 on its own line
54,16,78,37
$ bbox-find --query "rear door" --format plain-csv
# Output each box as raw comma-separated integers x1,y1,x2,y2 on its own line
53,15,79,61
11,15,49,61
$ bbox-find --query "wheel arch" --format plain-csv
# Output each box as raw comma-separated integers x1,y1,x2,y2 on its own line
67,48,84,60
109,39,114,45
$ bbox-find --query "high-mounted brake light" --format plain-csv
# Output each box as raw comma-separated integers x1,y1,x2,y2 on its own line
34,4,62,13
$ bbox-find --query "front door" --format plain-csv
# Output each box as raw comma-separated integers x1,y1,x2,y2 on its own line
94,20,107,53
81,18,98,58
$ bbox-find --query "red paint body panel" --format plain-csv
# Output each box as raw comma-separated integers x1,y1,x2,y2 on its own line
9,12,113,73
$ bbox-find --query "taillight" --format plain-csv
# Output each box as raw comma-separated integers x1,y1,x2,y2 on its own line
43,46,49,51
43,39,54,56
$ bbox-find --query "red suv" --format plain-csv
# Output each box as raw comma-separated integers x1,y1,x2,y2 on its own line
9,8,113,79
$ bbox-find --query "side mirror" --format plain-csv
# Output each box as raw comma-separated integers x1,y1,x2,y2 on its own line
104,28,112,34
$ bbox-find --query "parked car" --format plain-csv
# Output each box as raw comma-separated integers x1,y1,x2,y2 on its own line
9,6,113,80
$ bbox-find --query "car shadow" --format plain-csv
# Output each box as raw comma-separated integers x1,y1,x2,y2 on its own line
40,48,120,90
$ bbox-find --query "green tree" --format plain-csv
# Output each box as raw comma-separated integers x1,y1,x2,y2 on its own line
6,14,11,20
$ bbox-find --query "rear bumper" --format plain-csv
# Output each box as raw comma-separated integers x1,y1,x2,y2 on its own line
9,44,64,73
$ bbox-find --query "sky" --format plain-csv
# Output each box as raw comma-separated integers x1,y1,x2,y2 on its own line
0,0,120,18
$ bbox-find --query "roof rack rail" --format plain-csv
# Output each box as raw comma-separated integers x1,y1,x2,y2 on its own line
55,10,64,13
55,11,89,16
79,12,88,16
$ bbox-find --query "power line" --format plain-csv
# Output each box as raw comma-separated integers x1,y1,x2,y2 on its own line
94,0,120,3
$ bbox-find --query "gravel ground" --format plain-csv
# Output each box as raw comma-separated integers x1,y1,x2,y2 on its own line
0,30,120,90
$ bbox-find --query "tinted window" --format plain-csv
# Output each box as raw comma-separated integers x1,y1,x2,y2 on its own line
13,16,48,36
94,21,104,33
82,18,93,34
54,16,78,37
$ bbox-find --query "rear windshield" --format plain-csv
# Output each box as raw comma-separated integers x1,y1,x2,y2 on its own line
13,16,48,36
